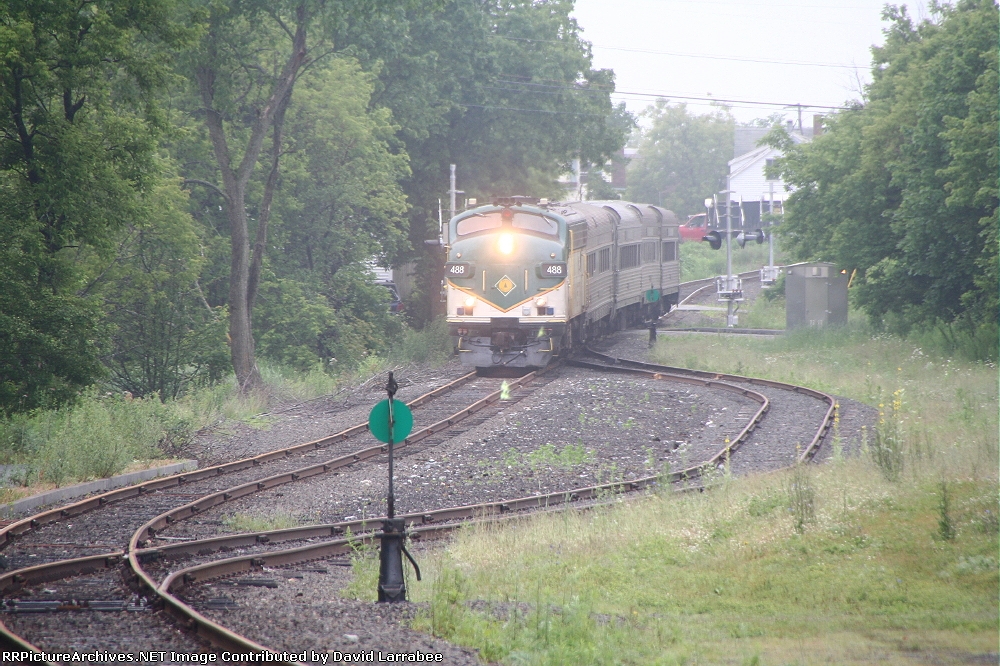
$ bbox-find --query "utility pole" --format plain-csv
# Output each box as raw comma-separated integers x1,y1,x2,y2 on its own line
448,164,457,220
714,191,743,327
760,182,779,287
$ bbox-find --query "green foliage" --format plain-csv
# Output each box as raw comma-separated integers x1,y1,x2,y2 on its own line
222,511,300,533
268,58,411,271
391,318,454,366
938,480,956,541
0,278,106,415
0,0,190,414
254,268,403,372
787,463,816,533
627,102,734,216
871,389,905,482
0,390,186,486
679,240,775,282
334,0,633,325
769,0,998,352
100,181,230,399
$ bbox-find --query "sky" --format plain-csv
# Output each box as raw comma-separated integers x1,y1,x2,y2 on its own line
570,0,934,126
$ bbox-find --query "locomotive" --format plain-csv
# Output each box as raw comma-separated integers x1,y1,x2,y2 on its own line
444,198,681,368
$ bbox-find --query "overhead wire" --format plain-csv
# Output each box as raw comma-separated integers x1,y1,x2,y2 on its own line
480,79,852,110
492,35,865,69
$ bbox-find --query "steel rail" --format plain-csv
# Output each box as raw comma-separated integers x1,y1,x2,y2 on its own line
584,349,835,463
0,350,831,658
125,364,770,659
0,371,480,550
0,369,479,659
115,367,554,656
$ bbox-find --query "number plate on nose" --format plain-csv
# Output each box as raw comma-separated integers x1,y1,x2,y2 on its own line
537,262,566,278
445,262,473,277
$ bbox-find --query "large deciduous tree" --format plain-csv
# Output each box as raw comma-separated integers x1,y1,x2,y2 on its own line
769,0,997,355
181,0,407,391
333,0,634,325
626,102,734,216
0,0,186,414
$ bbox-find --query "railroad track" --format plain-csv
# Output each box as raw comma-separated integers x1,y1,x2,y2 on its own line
0,346,834,661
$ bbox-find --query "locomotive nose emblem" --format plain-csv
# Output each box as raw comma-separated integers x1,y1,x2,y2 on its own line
495,275,516,296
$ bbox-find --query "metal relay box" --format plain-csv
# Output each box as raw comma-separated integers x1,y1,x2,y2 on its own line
785,262,848,329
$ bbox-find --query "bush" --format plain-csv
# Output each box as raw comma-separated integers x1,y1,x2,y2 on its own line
679,240,778,282
393,319,454,365
0,390,188,486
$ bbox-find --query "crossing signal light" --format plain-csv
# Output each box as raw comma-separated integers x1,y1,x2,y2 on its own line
702,230,723,250
736,229,765,248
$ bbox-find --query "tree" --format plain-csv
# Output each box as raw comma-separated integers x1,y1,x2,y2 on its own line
333,0,633,325
626,102,733,216
180,0,412,391
99,182,230,399
255,57,410,369
0,0,188,414
769,0,998,352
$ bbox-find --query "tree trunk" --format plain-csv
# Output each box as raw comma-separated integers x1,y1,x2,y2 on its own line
195,6,308,392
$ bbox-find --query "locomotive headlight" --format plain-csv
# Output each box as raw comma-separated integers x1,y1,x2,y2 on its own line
464,296,476,308
498,233,515,255
535,296,547,307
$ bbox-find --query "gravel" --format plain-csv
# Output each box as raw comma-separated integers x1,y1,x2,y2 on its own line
2,325,877,661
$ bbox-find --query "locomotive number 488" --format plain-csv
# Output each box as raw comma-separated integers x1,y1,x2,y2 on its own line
445,262,471,277
539,262,566,277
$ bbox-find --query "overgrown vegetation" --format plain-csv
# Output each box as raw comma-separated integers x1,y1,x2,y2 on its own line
767,0,998,355
0,324,451,491
678,241,781,283
400,328,997,664
0,0,632,414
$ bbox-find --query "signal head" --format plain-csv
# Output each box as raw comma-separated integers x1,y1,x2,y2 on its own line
702,230,723,250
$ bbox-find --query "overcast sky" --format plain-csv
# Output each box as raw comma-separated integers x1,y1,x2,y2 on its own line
571,0,933,126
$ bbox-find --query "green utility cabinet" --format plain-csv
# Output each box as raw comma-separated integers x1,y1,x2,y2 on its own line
785,262,848,329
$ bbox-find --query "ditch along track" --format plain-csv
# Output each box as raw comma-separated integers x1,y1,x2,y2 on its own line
0,350,834,662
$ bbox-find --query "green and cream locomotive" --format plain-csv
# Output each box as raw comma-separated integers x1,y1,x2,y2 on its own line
445,198,681,368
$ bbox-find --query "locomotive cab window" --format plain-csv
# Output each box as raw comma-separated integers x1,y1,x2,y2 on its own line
455,211,558,236
512,213,558,235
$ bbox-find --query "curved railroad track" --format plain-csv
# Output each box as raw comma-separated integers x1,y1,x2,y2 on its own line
0,341,835,662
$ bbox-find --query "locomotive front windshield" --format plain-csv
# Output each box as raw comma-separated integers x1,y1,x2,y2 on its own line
455,212,559,236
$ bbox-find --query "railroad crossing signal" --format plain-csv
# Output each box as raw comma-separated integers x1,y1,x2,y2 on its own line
737,229,766,248
702,230,723,250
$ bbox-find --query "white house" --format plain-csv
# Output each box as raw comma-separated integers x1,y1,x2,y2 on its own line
726,118,819,210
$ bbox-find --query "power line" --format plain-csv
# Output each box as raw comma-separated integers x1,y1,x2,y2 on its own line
458,103,610,117
489,79,852,110
493,35,864,69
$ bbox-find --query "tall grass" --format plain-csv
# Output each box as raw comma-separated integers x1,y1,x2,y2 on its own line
0,390,182,486
0,321,453,490
679,240,782,282
401,325,998,664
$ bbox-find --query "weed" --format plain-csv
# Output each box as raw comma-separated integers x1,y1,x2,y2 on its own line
937,480,955,541
787,461,815,533
222,511,299,533
870,389,905,482
341,529,379,601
